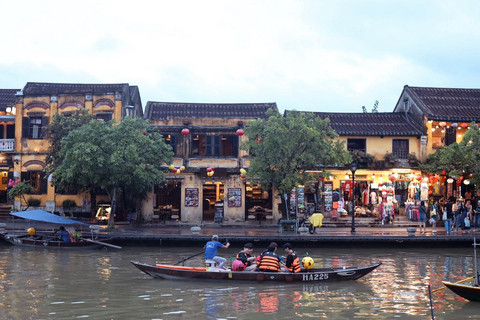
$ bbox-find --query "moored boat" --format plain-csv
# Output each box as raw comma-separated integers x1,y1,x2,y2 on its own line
131,261,381,282
442,281,480,302
0,233,113,249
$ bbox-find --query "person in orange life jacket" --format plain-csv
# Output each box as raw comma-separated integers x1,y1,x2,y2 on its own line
204,235,230,269
235,243,257,271
281,243,301,273
258,245,281,272
256,242,279,267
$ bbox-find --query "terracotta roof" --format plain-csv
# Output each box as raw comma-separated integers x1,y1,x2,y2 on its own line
310,112,424,136
0,89,20,110
406,86,480,121
144,102,278,120
23,82,129,95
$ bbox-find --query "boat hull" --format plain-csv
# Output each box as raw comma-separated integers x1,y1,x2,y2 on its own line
443,281,480,302
0,233,111,249
131,261,381,283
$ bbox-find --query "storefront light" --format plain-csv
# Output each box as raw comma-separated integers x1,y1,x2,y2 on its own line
447,178,454,183
345,174,350,180
464,179,471,185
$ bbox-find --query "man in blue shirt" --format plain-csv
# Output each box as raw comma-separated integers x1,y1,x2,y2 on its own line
55,226,72,243
204,235,230,269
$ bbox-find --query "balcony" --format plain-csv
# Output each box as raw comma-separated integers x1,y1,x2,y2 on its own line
0,139,15,152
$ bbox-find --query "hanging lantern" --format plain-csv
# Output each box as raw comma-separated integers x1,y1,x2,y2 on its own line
181,128,190,136
176,169,181,174
240,168,247,175
388,174,396,182
447,178,454,183
451,123,458,128
464,179,471,185
432,177,438,183
206,167,213,173
180,166,186,171
442,170,446,175
416,175,423,181
460,123,469,128
240,173,246,179
168,164,175,170
142,131,147,136
236,128,245,136
439,121,447,127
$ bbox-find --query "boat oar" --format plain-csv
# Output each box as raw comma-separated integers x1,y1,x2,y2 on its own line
174,251,204,266
174,240,228,266
427,276,475,295
81,238,122,249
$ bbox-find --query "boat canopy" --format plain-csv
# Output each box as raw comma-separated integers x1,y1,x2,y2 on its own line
10,210,90,225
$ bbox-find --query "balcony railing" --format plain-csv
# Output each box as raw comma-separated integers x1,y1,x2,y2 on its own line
0,139,15,151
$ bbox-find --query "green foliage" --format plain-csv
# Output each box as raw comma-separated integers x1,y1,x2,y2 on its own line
420,123,480,187
49,117,174,227
62,199,77,208
351,150,376,165
8,182,33,200
27,197,41,207
383,152,397,163
242,109,351,196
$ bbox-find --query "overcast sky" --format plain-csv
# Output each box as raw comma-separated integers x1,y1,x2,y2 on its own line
1,0,479,113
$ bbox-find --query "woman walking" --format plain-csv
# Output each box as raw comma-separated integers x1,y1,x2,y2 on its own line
418,201,428,235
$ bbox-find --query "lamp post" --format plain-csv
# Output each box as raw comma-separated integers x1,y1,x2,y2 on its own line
350,162,358,235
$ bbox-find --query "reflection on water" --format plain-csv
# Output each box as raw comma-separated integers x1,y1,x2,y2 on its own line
0,244,479,319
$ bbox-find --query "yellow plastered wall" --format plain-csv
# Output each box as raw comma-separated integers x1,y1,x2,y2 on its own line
337,136,421,160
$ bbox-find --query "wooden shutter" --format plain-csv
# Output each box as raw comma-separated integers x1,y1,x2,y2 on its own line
40,116,49,139
22,117,30,138
206,136,213,156
40,172,48,194
232,135,239,157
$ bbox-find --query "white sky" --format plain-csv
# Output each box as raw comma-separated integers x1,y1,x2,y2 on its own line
1,0,479,113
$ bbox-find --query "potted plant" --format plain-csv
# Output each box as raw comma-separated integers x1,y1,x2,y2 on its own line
408,153,418,164
351,150,376,167
384,152,397,163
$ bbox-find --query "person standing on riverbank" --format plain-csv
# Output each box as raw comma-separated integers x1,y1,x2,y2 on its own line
418,201,427,234
204,235,230,269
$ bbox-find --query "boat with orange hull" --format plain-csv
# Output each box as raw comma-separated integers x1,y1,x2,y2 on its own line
131,261,381,283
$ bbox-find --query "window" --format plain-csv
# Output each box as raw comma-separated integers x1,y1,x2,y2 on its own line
392,139,409,159
21,171,47,194
191,134,239,156
96,113,113,122
165,134,177,155
22,116,49,139
347,138,366,152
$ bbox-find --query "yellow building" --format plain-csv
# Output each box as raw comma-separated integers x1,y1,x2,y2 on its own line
11,82,143,214
143,101,278,223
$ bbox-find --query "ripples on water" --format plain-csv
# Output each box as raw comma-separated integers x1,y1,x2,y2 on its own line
0,244,479,319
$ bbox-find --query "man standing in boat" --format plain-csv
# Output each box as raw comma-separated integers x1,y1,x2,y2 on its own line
204,235,230,269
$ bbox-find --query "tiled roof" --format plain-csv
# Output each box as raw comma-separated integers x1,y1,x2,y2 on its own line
406,86,480,121
23,82,129,95
0,89,20,110
144,102,278,120
310,112,424,136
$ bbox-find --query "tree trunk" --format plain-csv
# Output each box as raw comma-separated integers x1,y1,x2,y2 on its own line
90,189,97,222
107,188,117,229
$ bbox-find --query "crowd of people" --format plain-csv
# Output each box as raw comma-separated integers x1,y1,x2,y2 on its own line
204,235,303,273
432,195,480,235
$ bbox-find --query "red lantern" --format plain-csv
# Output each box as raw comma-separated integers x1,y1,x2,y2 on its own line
240,173,246,179
142,131,147,136
206,167,213,172
181,128,190,136
236,128,245,136
442,170,446,175
432,177,438,183
388,174,396,182
416,175,423,181
460,123,469,128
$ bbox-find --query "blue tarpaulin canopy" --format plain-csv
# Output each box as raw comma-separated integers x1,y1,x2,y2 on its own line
10,210,90,226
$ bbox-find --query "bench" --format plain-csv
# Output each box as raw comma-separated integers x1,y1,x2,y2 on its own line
279,220,297,233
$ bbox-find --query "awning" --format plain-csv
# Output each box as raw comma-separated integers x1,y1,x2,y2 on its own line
10,210,90,225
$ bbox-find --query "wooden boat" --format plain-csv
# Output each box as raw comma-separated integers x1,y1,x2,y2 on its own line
131,261,381,282
441,237,480,302
442,281,480,302
0,210,120,249
0,233,113,249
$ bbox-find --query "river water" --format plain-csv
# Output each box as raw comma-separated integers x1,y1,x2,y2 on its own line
0,243,478,320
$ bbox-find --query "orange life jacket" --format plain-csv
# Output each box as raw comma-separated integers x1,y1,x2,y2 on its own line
236,251,251,268
258,251,280,272
286,252,301,273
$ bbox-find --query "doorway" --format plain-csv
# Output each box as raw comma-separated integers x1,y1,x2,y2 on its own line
202,182,224,221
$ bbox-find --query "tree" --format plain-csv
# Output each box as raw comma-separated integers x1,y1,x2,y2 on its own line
242,109,351,218
420,123,480,188
8,182,33,210
50,117,173,227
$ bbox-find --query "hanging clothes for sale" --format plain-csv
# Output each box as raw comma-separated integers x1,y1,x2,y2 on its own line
370,191,377,205
420,182,429,201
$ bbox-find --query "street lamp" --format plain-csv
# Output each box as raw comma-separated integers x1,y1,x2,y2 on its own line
350,162,358,235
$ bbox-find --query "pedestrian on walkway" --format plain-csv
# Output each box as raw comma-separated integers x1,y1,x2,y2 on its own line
418,201,427,234
204,235,230,269
474,200,480,231
430,201,439,233
445,198,454,235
